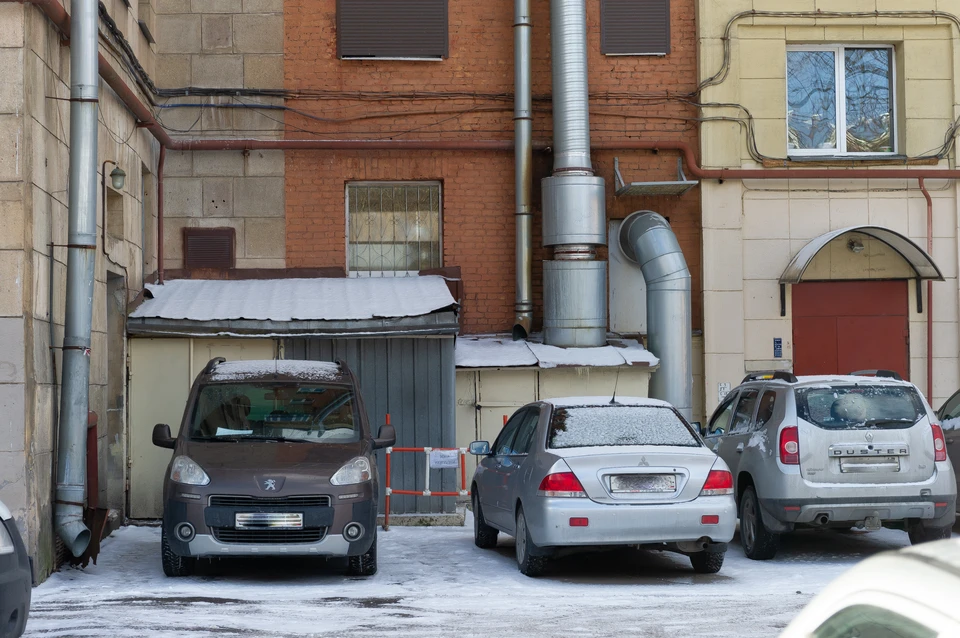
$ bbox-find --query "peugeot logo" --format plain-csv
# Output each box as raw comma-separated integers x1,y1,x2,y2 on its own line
255,475,285,491
263,479,277,491
865,432,874,442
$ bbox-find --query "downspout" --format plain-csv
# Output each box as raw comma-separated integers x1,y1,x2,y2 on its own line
619,212,692,420
541,0,607,347
157,145,165,284
56,0,98,557
512,0,533,339
920,178,934,401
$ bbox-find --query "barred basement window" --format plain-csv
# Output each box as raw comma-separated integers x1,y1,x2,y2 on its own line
346,182,441,276
600,0,671,56
337,0,448,60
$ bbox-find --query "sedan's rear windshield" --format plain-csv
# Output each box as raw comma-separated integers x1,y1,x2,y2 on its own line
795,385,926,430
189,382,359,443
548,405,700,449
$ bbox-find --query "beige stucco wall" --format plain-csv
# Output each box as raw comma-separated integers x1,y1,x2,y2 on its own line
698,1,960,416
155,0,286,270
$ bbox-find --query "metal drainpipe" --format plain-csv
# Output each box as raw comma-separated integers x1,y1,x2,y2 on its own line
512,0,533,340
618,212,693,420
55,0,97,558
541,0,607,347
158,145,165,284
920,178,934,401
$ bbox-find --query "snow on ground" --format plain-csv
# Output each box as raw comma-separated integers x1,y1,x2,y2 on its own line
25,515,913,638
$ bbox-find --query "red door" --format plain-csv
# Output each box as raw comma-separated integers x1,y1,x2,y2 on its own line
792,280,909,379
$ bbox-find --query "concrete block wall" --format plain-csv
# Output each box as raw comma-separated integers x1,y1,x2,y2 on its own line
283,0,702,335
697,1,960,415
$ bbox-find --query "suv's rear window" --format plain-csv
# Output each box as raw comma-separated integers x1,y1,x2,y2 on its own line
189,383,359,443
548,405,700,449
795,384,926,430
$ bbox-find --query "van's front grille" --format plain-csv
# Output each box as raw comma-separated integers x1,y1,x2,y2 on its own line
208,495,331,508
212,527,326,544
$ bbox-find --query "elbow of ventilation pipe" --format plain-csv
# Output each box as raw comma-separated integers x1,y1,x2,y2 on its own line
55,491,91,558
619,211,693,420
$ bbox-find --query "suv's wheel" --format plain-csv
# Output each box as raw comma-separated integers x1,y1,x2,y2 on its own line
908,523,953,545
740,486,779,560
689,550,725,574
347,531,378,576
161,528,196,577
473,491,498,549
515,506,548,577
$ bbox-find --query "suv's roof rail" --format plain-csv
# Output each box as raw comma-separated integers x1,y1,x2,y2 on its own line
741,371,798,384
202,357,226,375
849,369,903,381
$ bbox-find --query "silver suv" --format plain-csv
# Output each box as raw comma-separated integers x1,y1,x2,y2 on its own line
703,370,956,560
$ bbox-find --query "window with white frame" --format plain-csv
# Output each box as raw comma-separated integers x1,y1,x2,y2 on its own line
787,45,895,155
346,182,441,276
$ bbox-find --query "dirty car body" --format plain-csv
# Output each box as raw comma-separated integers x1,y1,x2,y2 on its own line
470,397,737,576
153,358,395,577
0,500,31,638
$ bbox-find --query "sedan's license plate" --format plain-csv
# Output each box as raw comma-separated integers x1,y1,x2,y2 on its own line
235,512,304,529
839,455,901,473
611,474,676,493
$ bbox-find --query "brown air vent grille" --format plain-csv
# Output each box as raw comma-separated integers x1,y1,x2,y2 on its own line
600,0,671,56
337,0,448,59
183,227,236,269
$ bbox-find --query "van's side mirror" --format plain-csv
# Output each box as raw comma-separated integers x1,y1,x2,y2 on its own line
692,421,705,436
152,423,176,449
373,424,396,450
468,441,490,456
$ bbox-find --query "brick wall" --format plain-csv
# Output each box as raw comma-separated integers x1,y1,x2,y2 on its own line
284,0,701,334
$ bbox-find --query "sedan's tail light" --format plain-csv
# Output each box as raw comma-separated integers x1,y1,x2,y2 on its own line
537,472,587,498
779,426,800,465
932,424,947,462
700,470,733,496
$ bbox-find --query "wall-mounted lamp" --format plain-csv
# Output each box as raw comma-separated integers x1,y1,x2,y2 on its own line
847,238,865,254
102,160,125,250
109,166,126,190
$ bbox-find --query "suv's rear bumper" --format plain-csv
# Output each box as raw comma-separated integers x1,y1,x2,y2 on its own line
763,495,956,528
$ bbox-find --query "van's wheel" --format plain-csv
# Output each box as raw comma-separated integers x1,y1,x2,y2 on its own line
161,528,196,577
740,486,779,560
908,523,953,545
690,550,725,574
473,491,499,549
347,531,378,576
515,506,548,577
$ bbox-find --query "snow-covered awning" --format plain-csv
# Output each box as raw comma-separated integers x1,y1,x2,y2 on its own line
128,276,459,337
455,336,659,369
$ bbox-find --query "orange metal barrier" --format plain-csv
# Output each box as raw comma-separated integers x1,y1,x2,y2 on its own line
383,445,470,530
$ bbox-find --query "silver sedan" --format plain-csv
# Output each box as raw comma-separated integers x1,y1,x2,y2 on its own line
469,397,737,576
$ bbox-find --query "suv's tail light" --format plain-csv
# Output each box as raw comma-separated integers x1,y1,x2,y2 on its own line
537,472,587,498
779,426,800,465
932,424,947,462
700,470,733,496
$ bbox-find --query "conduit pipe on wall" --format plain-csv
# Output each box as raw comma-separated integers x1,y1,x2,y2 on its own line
56,0,98,558
512,0,533,339
920,178,934,402
619,212,692,420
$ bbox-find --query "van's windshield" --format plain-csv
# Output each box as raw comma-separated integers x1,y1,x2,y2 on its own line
188,383,360,443
795,385,926,430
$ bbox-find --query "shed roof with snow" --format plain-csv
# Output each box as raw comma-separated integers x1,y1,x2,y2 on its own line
455,336,659,369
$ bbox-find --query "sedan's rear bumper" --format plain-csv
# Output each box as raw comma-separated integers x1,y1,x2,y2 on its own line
525,495,737,547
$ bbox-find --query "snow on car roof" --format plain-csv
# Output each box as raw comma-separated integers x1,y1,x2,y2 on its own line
793,375,913,388
130,276,457,322
544,396,675,409
207,360,345,382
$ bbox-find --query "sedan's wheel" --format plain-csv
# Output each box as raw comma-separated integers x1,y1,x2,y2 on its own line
161,528,196,577
908,523,953,545
473,492,499,549
689,550,725,574
515,506,548,577
347,531,378,576
740,486,779,560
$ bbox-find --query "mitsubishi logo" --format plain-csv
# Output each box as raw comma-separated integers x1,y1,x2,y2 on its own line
263,479,277,491
865,432,874,443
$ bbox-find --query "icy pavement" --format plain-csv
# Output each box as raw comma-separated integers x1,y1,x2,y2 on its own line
26,515,913,638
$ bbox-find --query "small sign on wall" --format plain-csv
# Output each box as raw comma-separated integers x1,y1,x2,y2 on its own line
774,338,783,359
718,382,731,403
429,449,460,469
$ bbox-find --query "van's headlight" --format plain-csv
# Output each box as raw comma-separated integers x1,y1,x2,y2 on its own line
330,457,372,486
170,456,211,486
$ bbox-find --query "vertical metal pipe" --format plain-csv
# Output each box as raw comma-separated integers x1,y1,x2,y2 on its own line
55,0,98,557
549,0,592,173
513,0,533,339
157,145,165,284
920,178,934,401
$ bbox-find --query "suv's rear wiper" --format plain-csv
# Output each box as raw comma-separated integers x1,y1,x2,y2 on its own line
862,418,916,428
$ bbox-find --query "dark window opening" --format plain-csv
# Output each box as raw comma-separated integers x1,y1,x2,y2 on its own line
183,227,236,269
337,0,448,59
601,0,671,56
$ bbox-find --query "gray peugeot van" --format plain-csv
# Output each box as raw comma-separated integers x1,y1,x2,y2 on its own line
152,358,395,577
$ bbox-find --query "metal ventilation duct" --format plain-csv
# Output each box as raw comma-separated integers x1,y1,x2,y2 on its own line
619,211,693,420
541,0,607,348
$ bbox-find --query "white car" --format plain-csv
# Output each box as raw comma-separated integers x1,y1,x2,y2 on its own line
781,538,960,637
